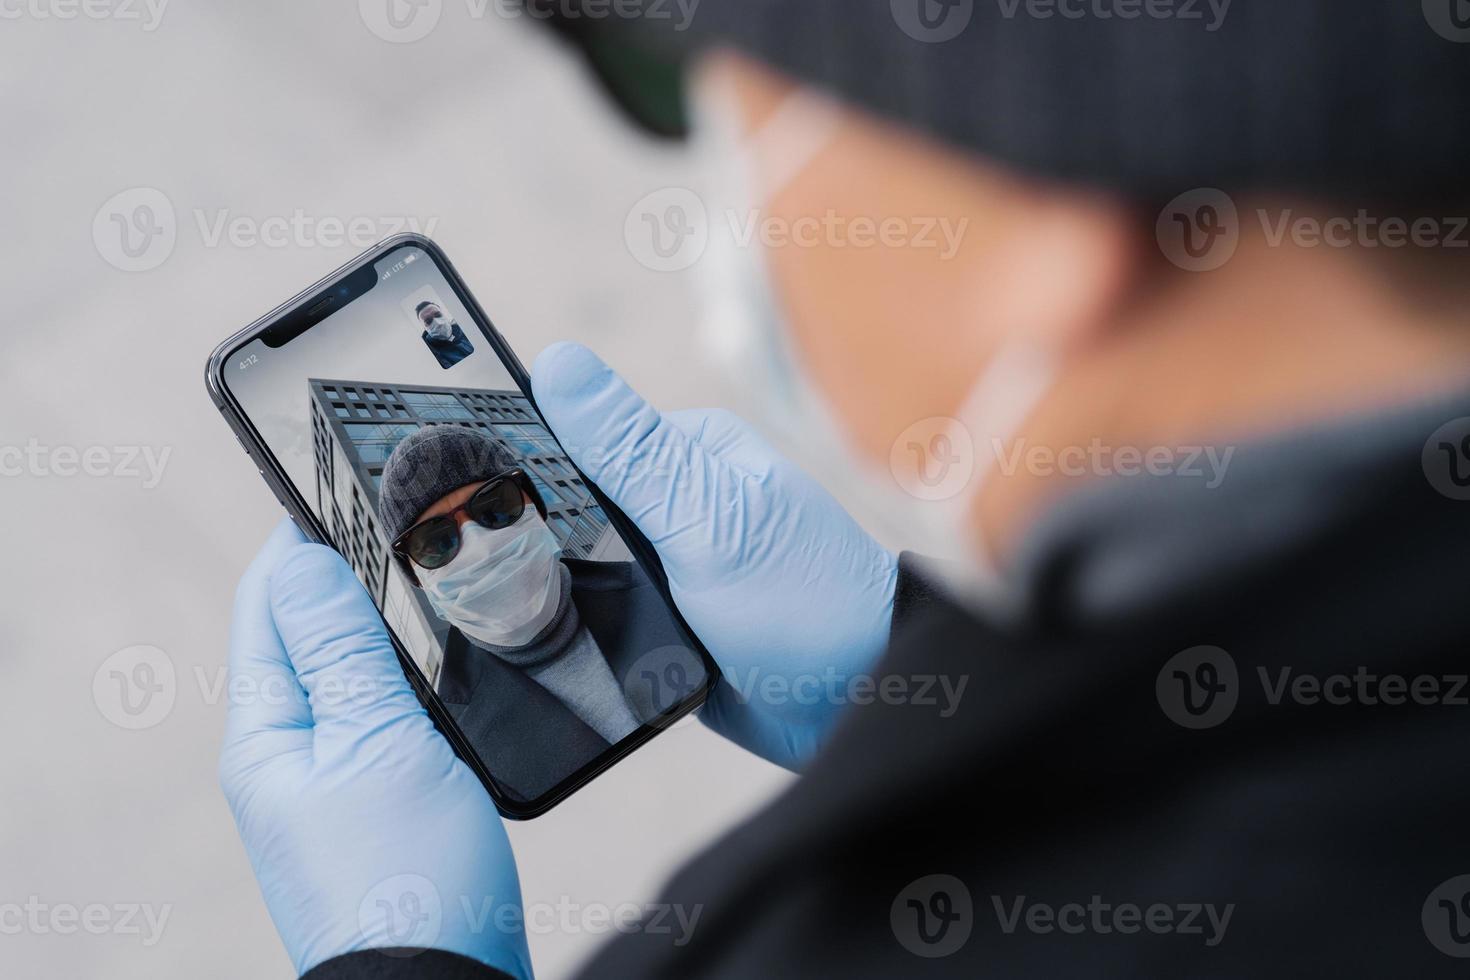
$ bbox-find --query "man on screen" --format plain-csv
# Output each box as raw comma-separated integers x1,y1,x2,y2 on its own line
377,424,704,801
414,299,475,369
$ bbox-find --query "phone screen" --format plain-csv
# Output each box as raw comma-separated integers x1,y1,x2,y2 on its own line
222,242,710,810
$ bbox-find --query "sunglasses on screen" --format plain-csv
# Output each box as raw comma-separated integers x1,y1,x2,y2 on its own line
391,470,538,574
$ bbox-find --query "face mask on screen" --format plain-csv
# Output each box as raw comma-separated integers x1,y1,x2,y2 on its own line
418,511,564,648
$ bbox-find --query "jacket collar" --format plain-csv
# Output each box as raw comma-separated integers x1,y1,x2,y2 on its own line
1005,383,1470,632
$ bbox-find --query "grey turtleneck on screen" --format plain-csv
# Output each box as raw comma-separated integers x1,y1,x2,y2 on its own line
472,564,641,745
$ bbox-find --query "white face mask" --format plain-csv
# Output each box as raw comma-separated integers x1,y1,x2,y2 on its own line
687,73,1060,620
424,315,455,342
418,509,564,648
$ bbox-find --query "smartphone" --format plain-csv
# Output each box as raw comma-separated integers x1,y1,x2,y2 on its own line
206,235,717,818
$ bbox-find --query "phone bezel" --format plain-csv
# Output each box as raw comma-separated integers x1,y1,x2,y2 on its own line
205,233,720,820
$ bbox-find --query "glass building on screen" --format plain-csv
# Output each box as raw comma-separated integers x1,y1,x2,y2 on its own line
307,377,627,682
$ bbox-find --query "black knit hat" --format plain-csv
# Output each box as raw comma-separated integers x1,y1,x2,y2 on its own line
535,0,1470,204
378,425,519,543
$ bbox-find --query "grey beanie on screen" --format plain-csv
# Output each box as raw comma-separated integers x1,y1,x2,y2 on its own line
378,425,518,542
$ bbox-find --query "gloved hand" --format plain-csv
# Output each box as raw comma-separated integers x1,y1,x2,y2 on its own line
220,518,532,979
532,342,899,771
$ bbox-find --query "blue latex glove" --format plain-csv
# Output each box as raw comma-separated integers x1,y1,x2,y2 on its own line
532,342,899,771
220,518,532,979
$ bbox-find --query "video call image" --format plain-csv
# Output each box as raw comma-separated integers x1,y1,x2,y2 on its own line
227,246,707,803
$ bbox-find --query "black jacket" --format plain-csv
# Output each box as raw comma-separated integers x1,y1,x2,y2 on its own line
306,395,1470,978
437,557,703,803
422,324,475,370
